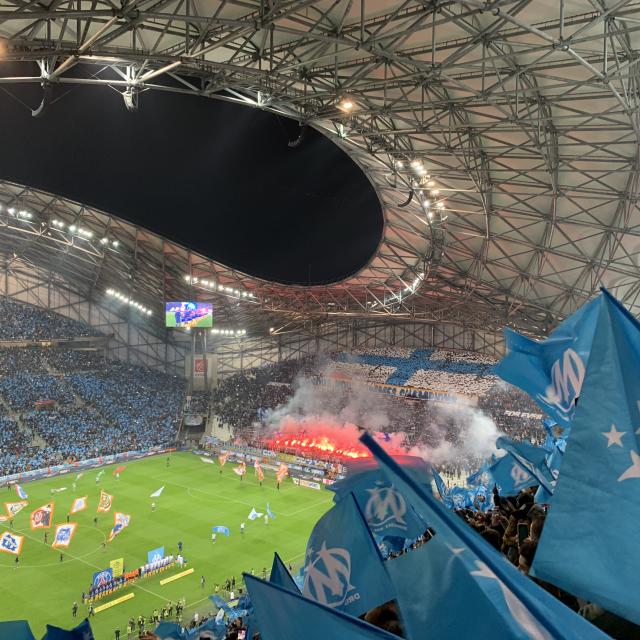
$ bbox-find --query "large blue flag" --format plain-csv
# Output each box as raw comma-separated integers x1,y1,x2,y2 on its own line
494,295,601,427
532,290,640,625
244,574,398,640
42,619,94,639
0,621,35,640
489,454,538,496
302,492,394,617
359,432,610,639
270,551,299,592
329,457,429,539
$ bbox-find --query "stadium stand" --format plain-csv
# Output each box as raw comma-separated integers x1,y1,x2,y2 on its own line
0,298,100,340
0,306,186,476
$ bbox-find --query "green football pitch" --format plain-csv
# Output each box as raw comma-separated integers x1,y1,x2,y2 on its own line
0,452,332,639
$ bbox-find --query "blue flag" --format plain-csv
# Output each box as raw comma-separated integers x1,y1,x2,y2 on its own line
496,437,555,495
359,432,610,640
302,493,394,617
266,503,276,520
270,552,299,592
0,621,35,640
244,574,398,640
488,454,537,496
42,619,94,639
532,290,640,625
432,468,452,508
147,546,164,564
467,459,493,487
534,445,564,504
211,526,230,537
329,457,429,539
494,295,601,427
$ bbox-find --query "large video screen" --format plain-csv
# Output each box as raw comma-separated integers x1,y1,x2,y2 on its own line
165,301,213,328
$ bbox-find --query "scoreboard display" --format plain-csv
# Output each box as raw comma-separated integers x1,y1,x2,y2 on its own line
165,301,213,328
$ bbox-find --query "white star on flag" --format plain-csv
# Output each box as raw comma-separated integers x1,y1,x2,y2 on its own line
601,424,626,448
618,450,640,482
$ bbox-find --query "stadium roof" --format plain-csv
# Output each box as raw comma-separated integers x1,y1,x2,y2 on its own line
1,0,640,339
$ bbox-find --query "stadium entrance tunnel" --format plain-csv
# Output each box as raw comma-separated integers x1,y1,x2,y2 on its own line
0,63,383,285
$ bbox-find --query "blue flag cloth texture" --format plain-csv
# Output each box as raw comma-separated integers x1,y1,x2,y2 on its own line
328,456,429,539
147,546,164,564
42,618,94,639
532,290,640,625
467,459,493,487
535,445,564,504
0,621,35,640
154,622,186,639
496,437,555,495
244,574,398,640
270,551,299,592
359,431,611,640
494,294,601,428
489,454,538,496
266,503,276,519
302,492,395,617
432,468,452,508
211,526,230,537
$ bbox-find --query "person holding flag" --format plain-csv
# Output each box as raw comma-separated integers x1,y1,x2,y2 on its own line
254,460,264,486
218,452,229,476
233,461,246,481
276,463,288,490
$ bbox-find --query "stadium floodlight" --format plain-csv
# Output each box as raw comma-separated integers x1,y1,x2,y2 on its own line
396,161,404,169
427,180,435,187
112,240,119,248
184,275,191,282
428,211,433,220
69,225,77,232
410,160,422,169
422,199,431,208
8,207,15,215
337,96,355,112
431,189,440,196
437,202,445,209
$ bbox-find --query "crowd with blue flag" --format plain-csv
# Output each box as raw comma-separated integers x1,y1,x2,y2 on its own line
5,290,640,640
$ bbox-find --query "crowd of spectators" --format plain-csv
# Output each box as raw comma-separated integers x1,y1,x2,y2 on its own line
0,373,75,410
0,299,100,340
0,302,187,476
185,391,210,415
331,347,499,395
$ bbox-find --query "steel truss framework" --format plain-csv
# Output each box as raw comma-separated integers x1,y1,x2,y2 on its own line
0,0,640,351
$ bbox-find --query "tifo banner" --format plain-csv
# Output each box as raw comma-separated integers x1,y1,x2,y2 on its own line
30,502,55,529
108,512,131,542
0,531,24,555
92,568,113,588
4,501,28,518
110,557,124,578
97,490,113,513
147,546,165,564
69,496,88,514
52,523,77,549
